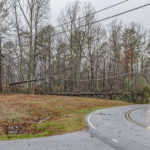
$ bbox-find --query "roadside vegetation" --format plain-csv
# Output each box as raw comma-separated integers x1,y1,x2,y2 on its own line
137,78,150,104
113,77,150,104
0,95,129,140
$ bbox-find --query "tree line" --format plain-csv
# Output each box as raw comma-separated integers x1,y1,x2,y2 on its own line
0,0,150,102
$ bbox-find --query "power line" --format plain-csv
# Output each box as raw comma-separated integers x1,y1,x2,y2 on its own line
63,67,150,82
6,0,129,39
54,2,150,36
9,66,150,86
54,0,129,29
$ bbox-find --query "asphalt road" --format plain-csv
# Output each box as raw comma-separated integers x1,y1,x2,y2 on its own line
0,105,150,150
87,104,150,150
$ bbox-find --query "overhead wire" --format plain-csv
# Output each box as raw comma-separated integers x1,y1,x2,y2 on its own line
9,65,150,85
54,2,150,36
54,0,129,29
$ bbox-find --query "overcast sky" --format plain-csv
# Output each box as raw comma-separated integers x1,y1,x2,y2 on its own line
50,0,150,30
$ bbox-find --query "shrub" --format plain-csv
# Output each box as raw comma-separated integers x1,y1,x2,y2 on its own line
136,96,148,104
135,78,150,104
123,77,150,103
139,86,150,103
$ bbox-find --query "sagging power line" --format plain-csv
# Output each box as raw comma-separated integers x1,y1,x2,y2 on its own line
9,66,150,86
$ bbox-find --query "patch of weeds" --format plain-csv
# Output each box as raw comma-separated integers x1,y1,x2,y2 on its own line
31,121,51,132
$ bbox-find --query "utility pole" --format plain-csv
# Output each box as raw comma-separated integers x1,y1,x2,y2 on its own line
0,36,2,93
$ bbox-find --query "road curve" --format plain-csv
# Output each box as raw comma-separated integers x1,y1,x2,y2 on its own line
86,104,150,150
0,105,150,150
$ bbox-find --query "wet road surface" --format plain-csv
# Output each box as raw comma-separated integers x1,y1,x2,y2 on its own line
0,105,150,150
87,104,150,150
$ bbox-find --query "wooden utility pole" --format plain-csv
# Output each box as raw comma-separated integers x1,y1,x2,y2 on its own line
0,36,2,93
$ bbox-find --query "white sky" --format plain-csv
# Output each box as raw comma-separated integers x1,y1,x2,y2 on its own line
50,0,150,30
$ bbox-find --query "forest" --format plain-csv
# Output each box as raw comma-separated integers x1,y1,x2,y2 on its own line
0,0,150,103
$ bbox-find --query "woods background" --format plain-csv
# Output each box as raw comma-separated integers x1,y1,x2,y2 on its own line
0,0,150,103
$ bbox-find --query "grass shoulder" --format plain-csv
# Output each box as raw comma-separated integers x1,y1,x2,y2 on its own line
0,95,129,140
